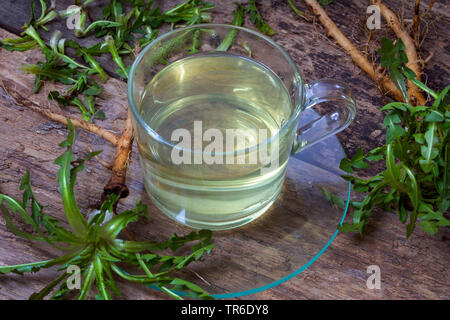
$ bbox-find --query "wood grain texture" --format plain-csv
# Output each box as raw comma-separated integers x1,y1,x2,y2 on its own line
2,81,447,300
0,0,448,158
0,27,350,298
0,1,449,300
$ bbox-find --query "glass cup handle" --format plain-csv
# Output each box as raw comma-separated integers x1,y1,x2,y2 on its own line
292,79,356,154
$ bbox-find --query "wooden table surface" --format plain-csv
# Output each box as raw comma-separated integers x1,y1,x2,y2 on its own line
0,0,449,300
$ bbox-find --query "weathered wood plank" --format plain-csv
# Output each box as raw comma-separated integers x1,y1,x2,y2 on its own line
0,80,348,299
1,78,449,299
0,0,448,158
0,1,449,300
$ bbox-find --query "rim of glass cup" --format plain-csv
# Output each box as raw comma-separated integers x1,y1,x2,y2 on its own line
127,24,304,155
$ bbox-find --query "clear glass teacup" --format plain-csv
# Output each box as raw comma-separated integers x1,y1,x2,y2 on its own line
128,24,356,230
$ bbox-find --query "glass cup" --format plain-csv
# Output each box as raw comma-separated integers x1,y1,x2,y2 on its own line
128,24,356,230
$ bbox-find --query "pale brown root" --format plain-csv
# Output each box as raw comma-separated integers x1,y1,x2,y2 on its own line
374,1,426,105
303,0,405,102
423,51,434,66
2,83,120,146
102,107,134,201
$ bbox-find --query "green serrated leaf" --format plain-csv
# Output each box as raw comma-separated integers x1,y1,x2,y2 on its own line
246,0,275,36
102,200,147,240
217,4,245,51
339,158,353,173
380,102,408,111
419,123,439,173
321,188,346,209
54,120,88,236
425,110,445,122
378,38,409,102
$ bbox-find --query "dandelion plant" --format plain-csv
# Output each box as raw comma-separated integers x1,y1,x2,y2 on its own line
0,121,215,300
